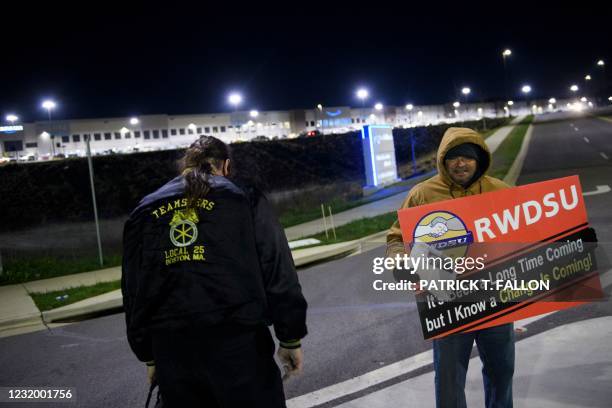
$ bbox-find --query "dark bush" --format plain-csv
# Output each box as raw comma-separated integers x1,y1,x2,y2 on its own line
0,118,508,231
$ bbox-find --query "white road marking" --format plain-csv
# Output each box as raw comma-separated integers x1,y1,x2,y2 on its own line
287,350,434,408
583,185,611,196
583,137,590,143
601,152,609,160
574,127,579,131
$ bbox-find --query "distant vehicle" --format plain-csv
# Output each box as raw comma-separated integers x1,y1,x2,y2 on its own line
52,154,66,159
298,129,322,138
252,135,270,142
18,154,36,162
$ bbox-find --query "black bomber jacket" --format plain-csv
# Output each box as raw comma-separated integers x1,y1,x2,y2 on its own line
121,175,308,361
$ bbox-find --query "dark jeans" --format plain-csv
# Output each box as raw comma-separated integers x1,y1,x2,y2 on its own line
433,323,515,408
151,324,286,408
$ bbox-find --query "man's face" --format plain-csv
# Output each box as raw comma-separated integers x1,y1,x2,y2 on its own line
445,156,477,187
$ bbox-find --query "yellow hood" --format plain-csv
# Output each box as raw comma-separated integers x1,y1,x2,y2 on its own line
436,127,491,188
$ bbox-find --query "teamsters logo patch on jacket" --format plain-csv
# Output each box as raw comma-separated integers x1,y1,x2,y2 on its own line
413,211,474,257
169,209,199,247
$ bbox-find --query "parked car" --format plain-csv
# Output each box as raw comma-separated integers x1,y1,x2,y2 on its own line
298,129,322,138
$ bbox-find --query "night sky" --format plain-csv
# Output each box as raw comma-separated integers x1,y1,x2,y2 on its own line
2,6,610,122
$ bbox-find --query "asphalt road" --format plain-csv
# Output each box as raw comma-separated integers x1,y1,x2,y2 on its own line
1,110,611,407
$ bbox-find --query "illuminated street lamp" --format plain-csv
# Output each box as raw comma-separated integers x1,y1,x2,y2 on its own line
249,110,259,118
597,60,605,67
6,114,18,123
580,97,588,102
356,88,369,102
356,88,369,121
228,92,243,108
502,49,512,98
129,117,139,125
453,101,461,108
585,75,592,81
461,87,471,96
570,85,579,92
313,105,322,128
507,100,514,106
548,98,556,104
405,104,414,125
42,99,56,121
41,99,57,156
374,102,383,111
521,85,531,94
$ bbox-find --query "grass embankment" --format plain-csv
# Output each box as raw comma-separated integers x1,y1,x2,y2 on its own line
30,280,121,312
0,254,122,286
488,115,534,180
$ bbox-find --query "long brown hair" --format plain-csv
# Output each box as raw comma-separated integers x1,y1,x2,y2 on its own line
179,135,231,208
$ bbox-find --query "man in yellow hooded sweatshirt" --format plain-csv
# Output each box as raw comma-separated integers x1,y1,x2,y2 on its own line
387,127,514,408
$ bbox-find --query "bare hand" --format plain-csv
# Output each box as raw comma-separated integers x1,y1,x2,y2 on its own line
146,365,156,385
277,347,303,381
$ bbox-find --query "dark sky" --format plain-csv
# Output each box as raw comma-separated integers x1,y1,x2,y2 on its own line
2,6,610,122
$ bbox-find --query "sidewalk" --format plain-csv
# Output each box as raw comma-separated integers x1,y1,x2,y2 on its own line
332,316,612,407
486,115,525,154
0,119,523,338
0,267,121,337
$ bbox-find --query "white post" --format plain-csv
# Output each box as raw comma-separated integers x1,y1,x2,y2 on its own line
321,204,329,239
328,205,337,241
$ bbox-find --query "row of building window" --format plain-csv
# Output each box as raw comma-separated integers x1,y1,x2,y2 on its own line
57,123,294,144
305,117,369,127
60,126,232,144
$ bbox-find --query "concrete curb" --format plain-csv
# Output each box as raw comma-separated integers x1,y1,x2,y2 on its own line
42,289,123,323
504,123,534,186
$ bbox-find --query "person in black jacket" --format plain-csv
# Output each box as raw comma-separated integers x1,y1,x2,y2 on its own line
121,135,308,407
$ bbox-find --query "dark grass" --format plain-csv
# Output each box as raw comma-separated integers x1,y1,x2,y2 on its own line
299,212,397,246
489,115,534,180
0,254,122,286
30,280,122,311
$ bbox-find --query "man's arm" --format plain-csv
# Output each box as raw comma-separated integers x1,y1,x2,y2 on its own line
121,216,155,363
250,189,308,345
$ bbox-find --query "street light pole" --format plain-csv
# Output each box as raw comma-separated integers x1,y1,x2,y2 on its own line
502,49,512,100
356,88,369,123
597,60,606,104
405,104,414,126
228,92,243,140
85,135,104,267
461,87,471,117
42,100,57,157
